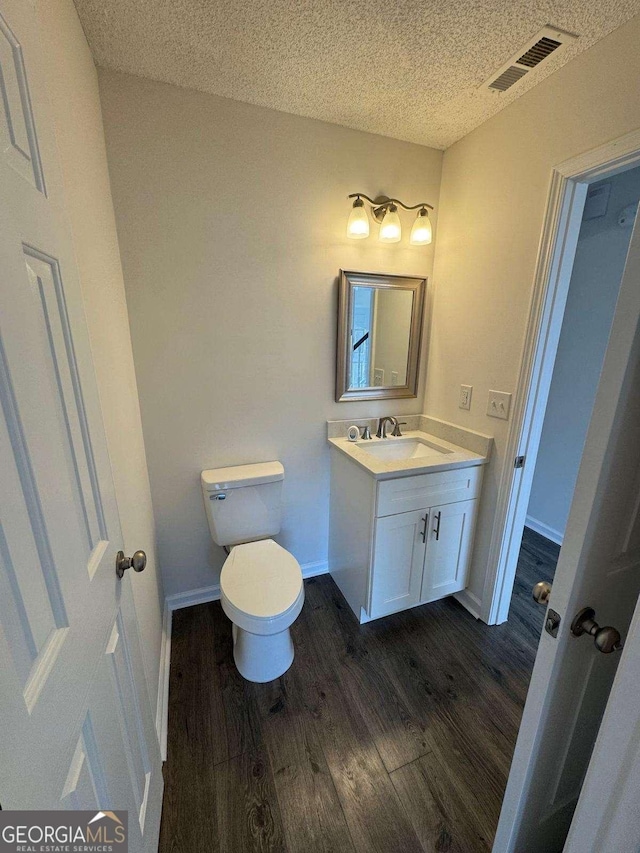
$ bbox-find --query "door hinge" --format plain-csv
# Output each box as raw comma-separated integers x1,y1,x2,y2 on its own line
514,455,526,469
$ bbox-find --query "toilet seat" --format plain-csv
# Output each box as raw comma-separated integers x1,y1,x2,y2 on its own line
220,539,304,636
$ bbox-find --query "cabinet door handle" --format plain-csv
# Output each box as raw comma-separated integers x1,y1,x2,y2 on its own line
420,514,429,543
433,511,441,541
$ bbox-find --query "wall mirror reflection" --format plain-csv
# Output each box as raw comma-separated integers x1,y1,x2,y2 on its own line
336,270,426,402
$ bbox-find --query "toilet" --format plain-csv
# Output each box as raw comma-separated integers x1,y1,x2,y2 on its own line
201,461,304,683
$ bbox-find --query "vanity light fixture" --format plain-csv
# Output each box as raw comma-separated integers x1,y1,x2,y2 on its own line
410,207,433,245
347,193,434,245
346,196,370,239
379,204,402,243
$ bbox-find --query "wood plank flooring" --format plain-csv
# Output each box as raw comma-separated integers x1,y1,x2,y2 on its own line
159,528,558,853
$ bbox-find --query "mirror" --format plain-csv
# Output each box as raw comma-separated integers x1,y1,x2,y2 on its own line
336,270,426,402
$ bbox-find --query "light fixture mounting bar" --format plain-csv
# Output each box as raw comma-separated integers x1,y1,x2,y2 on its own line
348,193,434,212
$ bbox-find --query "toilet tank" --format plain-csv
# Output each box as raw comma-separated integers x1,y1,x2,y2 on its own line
201,461,284,547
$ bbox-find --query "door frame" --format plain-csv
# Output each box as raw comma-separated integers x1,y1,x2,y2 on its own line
482,127,640,625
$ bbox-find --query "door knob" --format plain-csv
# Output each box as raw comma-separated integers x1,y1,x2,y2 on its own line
116,549,147,579
570,607,623,654
532,581,552,606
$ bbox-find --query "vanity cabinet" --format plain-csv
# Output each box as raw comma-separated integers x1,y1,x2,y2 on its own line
370,498,477,619
329,450,483,623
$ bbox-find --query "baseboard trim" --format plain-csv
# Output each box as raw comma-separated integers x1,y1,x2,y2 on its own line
165,559,329,614
158,558,329,760
155,601,172,761
165,583,221,612
454,588,483,621
525,515,564,546
301,559,329,579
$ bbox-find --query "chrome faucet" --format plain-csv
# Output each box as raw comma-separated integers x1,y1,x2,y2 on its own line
376,416,398,438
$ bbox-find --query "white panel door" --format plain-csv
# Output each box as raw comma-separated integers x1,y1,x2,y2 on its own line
370,509,427,618
0,1,162,849
564,588,640,851
421,499,477,603
494,193,640,851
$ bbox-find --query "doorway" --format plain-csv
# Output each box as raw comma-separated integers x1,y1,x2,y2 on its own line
483,132,640,628
508,167,640,622
491,130,640,851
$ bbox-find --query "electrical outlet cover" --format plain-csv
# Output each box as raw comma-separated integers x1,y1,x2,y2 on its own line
459,384,472,410
487,389,512,420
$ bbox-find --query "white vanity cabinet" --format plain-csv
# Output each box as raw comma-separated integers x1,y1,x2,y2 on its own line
370,498,478,618
329,450,483,623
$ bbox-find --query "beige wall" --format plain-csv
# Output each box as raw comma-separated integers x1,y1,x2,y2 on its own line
97,70,442,596
36,1,163,703
426,15,640,606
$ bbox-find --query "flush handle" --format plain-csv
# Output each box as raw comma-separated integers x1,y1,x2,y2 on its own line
570,607,623,654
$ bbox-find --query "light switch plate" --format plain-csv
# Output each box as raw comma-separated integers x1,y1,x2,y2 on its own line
459,384,472,410
487,389,512,420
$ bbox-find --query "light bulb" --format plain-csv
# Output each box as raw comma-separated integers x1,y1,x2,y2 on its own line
410,208,432,245
379,204,401,243
347,197,370,239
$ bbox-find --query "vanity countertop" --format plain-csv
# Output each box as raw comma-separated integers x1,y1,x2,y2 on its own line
327,416,493,480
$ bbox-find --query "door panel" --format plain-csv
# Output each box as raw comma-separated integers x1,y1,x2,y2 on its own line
106,614,152,829
370,509,426,617
0,1,162,847
421,499,476,602
23,245,108,553
0,11,45,192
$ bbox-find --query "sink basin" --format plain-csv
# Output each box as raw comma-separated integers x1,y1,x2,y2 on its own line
357,436,453,462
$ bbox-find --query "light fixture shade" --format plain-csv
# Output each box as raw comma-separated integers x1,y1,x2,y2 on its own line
347,198,370,239
379,204,402,243
410,209,432,245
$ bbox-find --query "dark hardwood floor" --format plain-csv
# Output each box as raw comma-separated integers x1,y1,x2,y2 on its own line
159,528,558,853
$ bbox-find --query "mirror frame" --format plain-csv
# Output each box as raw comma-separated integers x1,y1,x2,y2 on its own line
336,269,426,402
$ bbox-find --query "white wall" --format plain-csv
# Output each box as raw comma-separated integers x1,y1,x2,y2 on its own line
425,14,640,608
527,168,640,543
36,1,163,706
97,70,442,596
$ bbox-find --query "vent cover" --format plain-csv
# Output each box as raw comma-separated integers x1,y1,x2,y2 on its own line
517,36,562,68
489,66,529,92
482,26,578,94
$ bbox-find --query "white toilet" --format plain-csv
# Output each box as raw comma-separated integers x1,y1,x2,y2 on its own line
201,461,304,683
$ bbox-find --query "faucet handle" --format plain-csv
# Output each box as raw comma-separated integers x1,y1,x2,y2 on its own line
361,425,372,440
392,421,407,437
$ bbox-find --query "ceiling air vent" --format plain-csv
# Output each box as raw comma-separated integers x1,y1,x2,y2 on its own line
489,66,529,92
517,36,562,68
482,25,578,94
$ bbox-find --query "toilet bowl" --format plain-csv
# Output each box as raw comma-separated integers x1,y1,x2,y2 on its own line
220,538,304,682
201,461,304,683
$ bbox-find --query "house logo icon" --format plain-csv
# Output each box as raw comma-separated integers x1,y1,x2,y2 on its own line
88,811,124,826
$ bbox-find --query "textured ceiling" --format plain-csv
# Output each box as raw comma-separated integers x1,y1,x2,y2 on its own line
73,0,639,149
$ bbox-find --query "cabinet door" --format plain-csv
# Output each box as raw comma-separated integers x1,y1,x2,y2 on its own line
421,499,477,603
370,509,428,618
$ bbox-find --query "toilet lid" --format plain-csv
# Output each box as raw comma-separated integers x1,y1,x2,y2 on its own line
220,539,303,619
